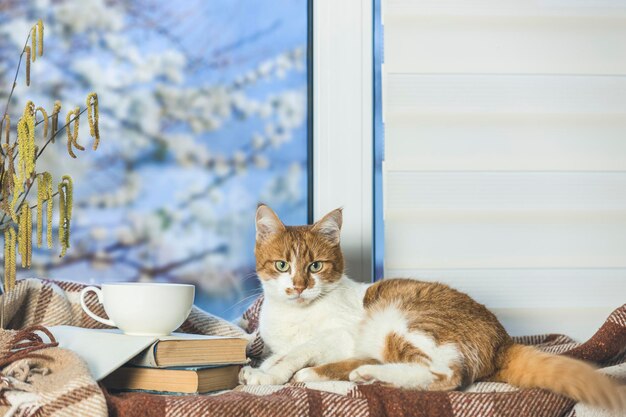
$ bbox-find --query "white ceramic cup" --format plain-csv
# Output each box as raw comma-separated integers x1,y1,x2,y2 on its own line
79,283,195,336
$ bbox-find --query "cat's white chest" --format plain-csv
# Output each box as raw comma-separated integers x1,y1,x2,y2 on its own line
259,279,368,355
260,307,323,351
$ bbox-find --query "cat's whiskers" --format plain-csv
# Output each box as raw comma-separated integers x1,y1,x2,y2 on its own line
223,290,264,314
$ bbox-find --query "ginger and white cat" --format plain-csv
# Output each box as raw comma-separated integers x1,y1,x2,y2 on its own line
239,205,625,410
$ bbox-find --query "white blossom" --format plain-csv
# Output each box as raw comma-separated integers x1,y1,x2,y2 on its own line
116,227,136,245
55,0,124,35
252,133,265,149
253,155,269,169
90,227,108,241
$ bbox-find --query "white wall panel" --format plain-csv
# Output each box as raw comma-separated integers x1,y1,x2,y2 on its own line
385,268,626,309
385,75,626,115
385,115,626,171
492,308,612,341
386,17,626,74
385,219,626,269
385,172,626,212
384,0,626,18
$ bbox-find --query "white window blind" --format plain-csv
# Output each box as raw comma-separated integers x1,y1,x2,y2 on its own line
382,0,626,340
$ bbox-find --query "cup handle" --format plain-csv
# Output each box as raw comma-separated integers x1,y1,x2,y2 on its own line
80,286,115,327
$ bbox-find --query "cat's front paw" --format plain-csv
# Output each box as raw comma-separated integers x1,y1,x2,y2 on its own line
349,365,378,384
292,367,328,383
239,366,285,385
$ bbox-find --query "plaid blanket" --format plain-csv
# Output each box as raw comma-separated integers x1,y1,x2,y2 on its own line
0,325,107,417
1,278,625,417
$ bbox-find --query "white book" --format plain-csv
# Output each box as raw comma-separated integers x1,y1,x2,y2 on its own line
48,326,246,381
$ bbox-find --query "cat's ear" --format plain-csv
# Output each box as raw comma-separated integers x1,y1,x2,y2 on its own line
256,204,285,242
312,208,342,244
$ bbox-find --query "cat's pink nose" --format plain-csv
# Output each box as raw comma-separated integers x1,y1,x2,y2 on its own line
293,287,305,295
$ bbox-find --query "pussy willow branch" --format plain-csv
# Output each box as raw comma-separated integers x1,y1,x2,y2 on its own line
0,28,87,227
0,32,32,157
0,108,87,228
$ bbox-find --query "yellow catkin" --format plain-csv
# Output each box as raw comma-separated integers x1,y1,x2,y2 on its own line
10,188,22,223
31,26,36,63
10,228,16,291
4,228,16,292
64,176,73,221
3,115,9,145
2,117,9,211
25,46,31,86
86,93,100,149
36,182,43,248
1,144,13,220
35,107,49,141
65,110,77,158
71,109,83,151
4,229,10,291
36,172,53,249
23,101,36,177
45,173,53,248
27,203,32,267
51,101,61,143
58,185,64,253
18,209,25,267
17,203,32,268
37,19,43,57
2,117,9,210
11,121,27,220
20,204,26,267
58,175,72,257
65,108,82,158
4,144,14,195
10,103,36,221
36,174,44,247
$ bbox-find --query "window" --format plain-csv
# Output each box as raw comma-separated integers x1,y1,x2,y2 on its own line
0,0,309,319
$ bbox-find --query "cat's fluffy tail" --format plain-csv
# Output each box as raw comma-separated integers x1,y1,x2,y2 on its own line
493,344,625,410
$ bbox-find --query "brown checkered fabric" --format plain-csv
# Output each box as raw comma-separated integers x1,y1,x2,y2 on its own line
0,325,107,417
1,278,624,417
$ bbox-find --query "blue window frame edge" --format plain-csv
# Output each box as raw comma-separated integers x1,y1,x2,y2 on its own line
373,0,384,281
307,0,315,225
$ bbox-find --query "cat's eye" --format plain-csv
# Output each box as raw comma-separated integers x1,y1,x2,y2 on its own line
309,261,323,273
275,260,290,272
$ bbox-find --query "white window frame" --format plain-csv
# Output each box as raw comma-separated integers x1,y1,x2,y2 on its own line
313,0,373,282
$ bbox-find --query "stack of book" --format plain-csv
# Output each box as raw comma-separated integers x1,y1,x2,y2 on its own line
102,335,248,394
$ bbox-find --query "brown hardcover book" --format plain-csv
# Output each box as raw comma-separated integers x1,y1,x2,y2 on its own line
103,365,241,394
130,335,248,368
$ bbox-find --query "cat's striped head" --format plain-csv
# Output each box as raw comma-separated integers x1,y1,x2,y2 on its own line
254,204,344,305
